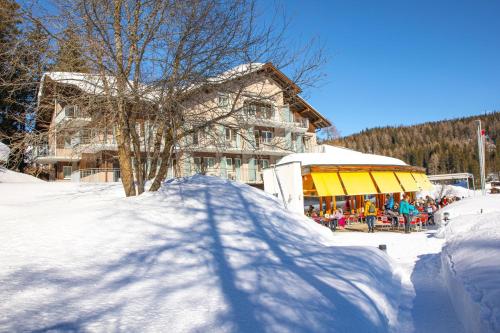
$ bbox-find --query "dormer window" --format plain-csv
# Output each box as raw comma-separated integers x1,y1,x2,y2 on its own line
63,105,79,117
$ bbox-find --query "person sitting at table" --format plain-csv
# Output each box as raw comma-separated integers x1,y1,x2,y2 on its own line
337,208,346,229
386,202,400,227
384,194,394,211
323,213,330,228
307,205,314,216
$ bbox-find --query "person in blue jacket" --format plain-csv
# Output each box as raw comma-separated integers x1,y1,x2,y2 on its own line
385,194,394,210
399,194,411,233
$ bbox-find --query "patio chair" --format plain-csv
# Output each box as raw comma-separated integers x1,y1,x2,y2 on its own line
398,216,405,231
347,215,359,226
375,215,391,231
411,216,422,232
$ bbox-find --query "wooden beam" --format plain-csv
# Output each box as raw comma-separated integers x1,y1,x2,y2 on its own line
308,165,426,173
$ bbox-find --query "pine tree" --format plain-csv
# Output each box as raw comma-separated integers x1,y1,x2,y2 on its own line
0,0,23,140
326,112,500,181
52,25,89,72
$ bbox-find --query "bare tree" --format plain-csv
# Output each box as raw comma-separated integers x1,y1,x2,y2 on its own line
11,0,325,196
322,124,341,142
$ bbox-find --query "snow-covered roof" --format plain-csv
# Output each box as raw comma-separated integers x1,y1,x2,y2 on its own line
39,64,267,102
209,62,265,83
37,63,330,128
37,72,157,107
277,145,407,167
0,142,10,162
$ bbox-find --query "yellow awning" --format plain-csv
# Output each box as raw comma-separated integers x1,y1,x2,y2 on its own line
338,172,378,195
310,172,345,196
412,173,434,190
395,172,419,192
371,171,404,193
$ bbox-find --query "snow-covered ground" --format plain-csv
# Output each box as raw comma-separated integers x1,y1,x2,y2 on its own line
437,195,500,333
0,174,402,333
0,167,45,183
1,170,498,332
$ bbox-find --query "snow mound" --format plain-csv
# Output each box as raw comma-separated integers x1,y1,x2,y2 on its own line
0,175,402,333
0,142,9,162
418,184,476,201
438,195,500,333
0,167,44,183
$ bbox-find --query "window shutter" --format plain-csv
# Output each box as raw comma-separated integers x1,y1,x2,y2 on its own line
285,130,292,150
220,156,227,178
280,105,290,122
183,155,192,176
248,158,256,182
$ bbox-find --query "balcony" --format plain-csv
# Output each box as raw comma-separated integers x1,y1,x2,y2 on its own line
231,106,309,132
54,106,91,127
32,144,81,163
73,168,121,183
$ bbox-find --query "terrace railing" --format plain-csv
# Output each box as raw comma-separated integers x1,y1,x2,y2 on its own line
73,168,121,183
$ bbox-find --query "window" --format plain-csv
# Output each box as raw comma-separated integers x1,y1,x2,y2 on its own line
64,105,78,117
193,131,199,145
260,105,273,119
259,159,269,170
254,130,260,147
225,157,233,169
64,136,72,148
245,104,256,117
194,157,202,172
204,157,215,169
218,94,229,108
225,127,232,141
63,166,72,179
261,130,273,143
80,129,91,144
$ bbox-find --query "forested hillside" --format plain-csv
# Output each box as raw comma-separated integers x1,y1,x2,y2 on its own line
327,112,500,182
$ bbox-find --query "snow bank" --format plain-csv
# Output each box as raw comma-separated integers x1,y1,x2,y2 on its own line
437,195,500,333
0,167,44,183
417,184,476,201
0,175,402,333
0,142,9,162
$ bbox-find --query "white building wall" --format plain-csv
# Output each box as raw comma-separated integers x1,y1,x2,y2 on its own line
263,161,303,214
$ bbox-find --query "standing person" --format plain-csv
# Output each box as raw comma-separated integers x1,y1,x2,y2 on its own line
330,209,342,232
399,194,411,233
424,201,435,225
365,199,377,233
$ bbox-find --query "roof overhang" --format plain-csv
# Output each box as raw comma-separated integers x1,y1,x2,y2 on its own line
303,164,426,174
35,156,81,163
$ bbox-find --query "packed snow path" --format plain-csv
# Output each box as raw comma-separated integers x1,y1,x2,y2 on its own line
331,229,464,332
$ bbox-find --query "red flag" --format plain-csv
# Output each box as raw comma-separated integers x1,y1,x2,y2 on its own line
481,129,485,136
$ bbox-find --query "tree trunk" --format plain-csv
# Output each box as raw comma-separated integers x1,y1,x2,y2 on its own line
115,103,136,196
129,116,145,194
149,141,172,192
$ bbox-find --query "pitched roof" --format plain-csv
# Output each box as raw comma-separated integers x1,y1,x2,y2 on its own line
38,63,331,127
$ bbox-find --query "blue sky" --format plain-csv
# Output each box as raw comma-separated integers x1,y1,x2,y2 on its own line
274,0,500,136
